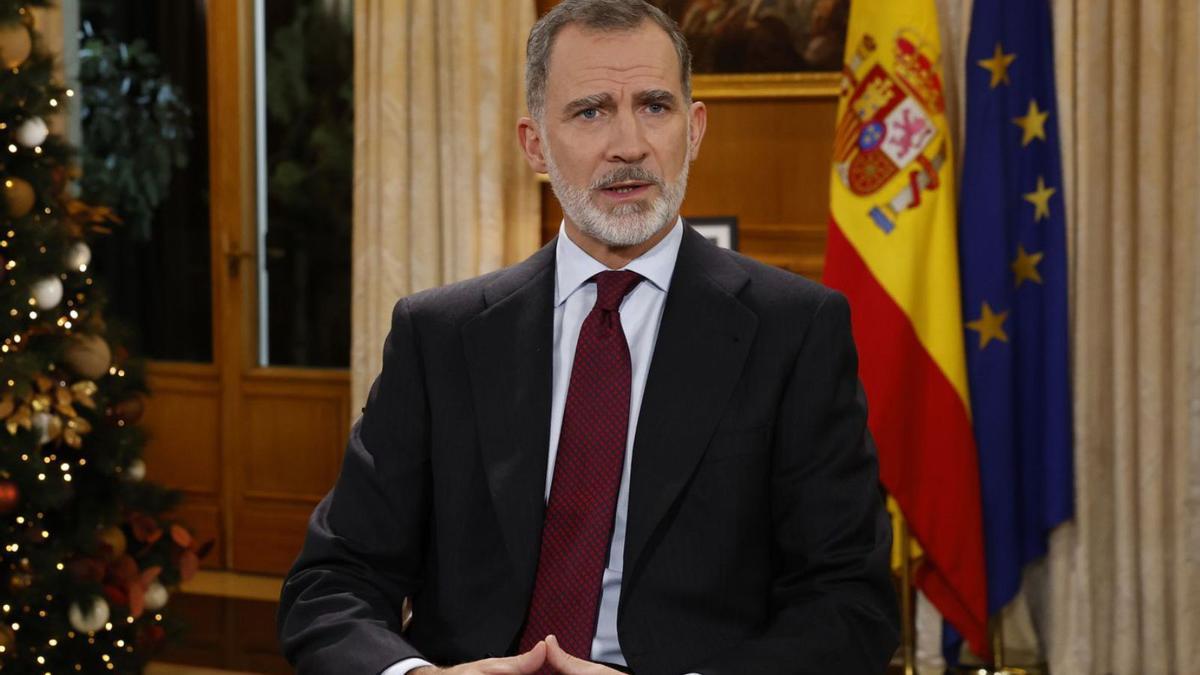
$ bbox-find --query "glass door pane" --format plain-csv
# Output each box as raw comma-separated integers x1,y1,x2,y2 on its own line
78,0,213,362
255,0,353,368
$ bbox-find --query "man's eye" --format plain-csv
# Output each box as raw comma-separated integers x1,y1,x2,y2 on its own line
578,108,600,120
647,104,667,114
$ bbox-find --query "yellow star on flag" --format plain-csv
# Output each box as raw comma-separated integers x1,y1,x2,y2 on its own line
978,42,1017,88
1013,99,1050,146
1024,176,1057,222
1011,245,1045,287
967,302,1010,350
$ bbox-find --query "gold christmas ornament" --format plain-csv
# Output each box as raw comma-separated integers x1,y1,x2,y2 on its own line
97,525,127,558
16,378,98,448
3,176,35,218
0,21,32,69
63,333,112,380
4,402,32,435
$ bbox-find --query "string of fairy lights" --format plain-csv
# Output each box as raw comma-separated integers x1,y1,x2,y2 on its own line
0,1,202,671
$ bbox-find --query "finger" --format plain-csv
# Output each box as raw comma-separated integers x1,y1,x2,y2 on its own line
544,635,592,673
472,640,548,675
472,657,526,675
513,640,548,673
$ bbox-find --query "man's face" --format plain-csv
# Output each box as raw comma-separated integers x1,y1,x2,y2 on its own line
521,21,707,248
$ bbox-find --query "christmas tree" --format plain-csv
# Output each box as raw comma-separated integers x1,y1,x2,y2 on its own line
0,1,204,671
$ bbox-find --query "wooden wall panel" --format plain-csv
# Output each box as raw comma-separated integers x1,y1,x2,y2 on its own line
241,384,347,501
142,368,221,493
232,504,317,574
540,97,838,279
144,363,224,568
233,371,350,574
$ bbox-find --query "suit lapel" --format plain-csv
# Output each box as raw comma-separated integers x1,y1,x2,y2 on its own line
462,241,556,592
623,227,758,579
461,229,758,604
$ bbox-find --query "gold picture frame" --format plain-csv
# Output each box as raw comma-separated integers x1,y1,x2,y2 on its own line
646,0,849,100
692,71,841,100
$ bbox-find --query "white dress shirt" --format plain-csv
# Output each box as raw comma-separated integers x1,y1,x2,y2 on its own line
385,219,685,674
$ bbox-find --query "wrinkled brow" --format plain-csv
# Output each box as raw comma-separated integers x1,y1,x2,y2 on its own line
563,92,615,118
636,89,677,107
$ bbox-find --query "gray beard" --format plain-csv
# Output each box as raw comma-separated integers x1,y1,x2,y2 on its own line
545,148,690,248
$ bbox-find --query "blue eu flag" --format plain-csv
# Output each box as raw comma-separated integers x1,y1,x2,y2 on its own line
959,0,1074,616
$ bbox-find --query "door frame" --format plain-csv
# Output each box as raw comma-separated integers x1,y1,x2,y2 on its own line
144,0,350,574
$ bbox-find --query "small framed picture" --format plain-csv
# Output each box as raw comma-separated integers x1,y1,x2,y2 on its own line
688,216,739,251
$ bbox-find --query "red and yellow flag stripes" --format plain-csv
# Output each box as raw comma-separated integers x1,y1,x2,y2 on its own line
822,0,989,656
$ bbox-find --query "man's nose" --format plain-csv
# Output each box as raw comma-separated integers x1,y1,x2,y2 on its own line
606,109,649,164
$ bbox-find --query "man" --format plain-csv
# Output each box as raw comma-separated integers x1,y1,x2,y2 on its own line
277,1,898,673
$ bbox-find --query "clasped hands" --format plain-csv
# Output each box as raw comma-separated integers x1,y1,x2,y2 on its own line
412,635,622,674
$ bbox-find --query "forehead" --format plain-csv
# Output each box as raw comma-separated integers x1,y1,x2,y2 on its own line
546,21,682,99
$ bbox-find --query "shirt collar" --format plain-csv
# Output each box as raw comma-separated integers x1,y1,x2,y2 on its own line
554,217,684,307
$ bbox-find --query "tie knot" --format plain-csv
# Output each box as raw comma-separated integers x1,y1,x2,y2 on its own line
592,270,643,312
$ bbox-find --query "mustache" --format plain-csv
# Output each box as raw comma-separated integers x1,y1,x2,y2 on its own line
590,166,664,191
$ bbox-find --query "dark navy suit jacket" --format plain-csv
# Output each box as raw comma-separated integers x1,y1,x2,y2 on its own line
278,226,899,674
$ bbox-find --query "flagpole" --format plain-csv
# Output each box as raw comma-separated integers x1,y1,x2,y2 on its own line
898,513,916,675
992,615,1006,671
986,615,1043,675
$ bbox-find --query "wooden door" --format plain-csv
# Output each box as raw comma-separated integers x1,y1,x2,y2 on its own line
140,0,351,575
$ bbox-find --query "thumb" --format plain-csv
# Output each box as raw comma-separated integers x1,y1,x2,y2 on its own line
545,635,588,671
512,639,548,673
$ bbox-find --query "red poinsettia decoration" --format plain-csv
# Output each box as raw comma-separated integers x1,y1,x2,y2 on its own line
102,555,162,619
168,523,201,582
128,511,163,547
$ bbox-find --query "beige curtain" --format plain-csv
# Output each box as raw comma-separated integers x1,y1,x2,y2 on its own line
1044,1,1200,673
351,0,541,416
919,1,1200,672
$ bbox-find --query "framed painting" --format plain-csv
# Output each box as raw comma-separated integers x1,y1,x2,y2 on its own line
687,216,740,251
648,0,849,98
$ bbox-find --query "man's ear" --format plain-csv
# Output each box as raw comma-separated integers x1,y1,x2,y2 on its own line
687,100,708,162
517,117,548,174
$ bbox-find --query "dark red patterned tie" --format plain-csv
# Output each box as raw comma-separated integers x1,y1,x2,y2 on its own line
518,270,644,665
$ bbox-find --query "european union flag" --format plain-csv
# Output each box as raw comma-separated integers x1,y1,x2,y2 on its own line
959,0,1074,616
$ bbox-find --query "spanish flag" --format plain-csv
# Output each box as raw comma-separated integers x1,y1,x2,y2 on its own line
822,0,990,657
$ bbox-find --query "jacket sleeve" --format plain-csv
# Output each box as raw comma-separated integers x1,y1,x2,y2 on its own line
692,291,899,674
278,297,433,675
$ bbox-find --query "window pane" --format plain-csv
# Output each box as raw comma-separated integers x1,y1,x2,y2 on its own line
79,0,213,362
257,0,353,368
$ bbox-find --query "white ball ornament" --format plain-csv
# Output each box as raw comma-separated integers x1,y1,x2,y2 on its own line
68,596,110,633
30,276,63,309
30,411,52,444
126,459,146,481
143,582,169,611
14,116,48,148
66,241,92,270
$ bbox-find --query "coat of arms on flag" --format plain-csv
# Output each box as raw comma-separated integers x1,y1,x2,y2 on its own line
823,0,990,657
833,31,948,234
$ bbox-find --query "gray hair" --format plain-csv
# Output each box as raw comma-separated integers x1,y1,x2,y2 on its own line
526,0,693,121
